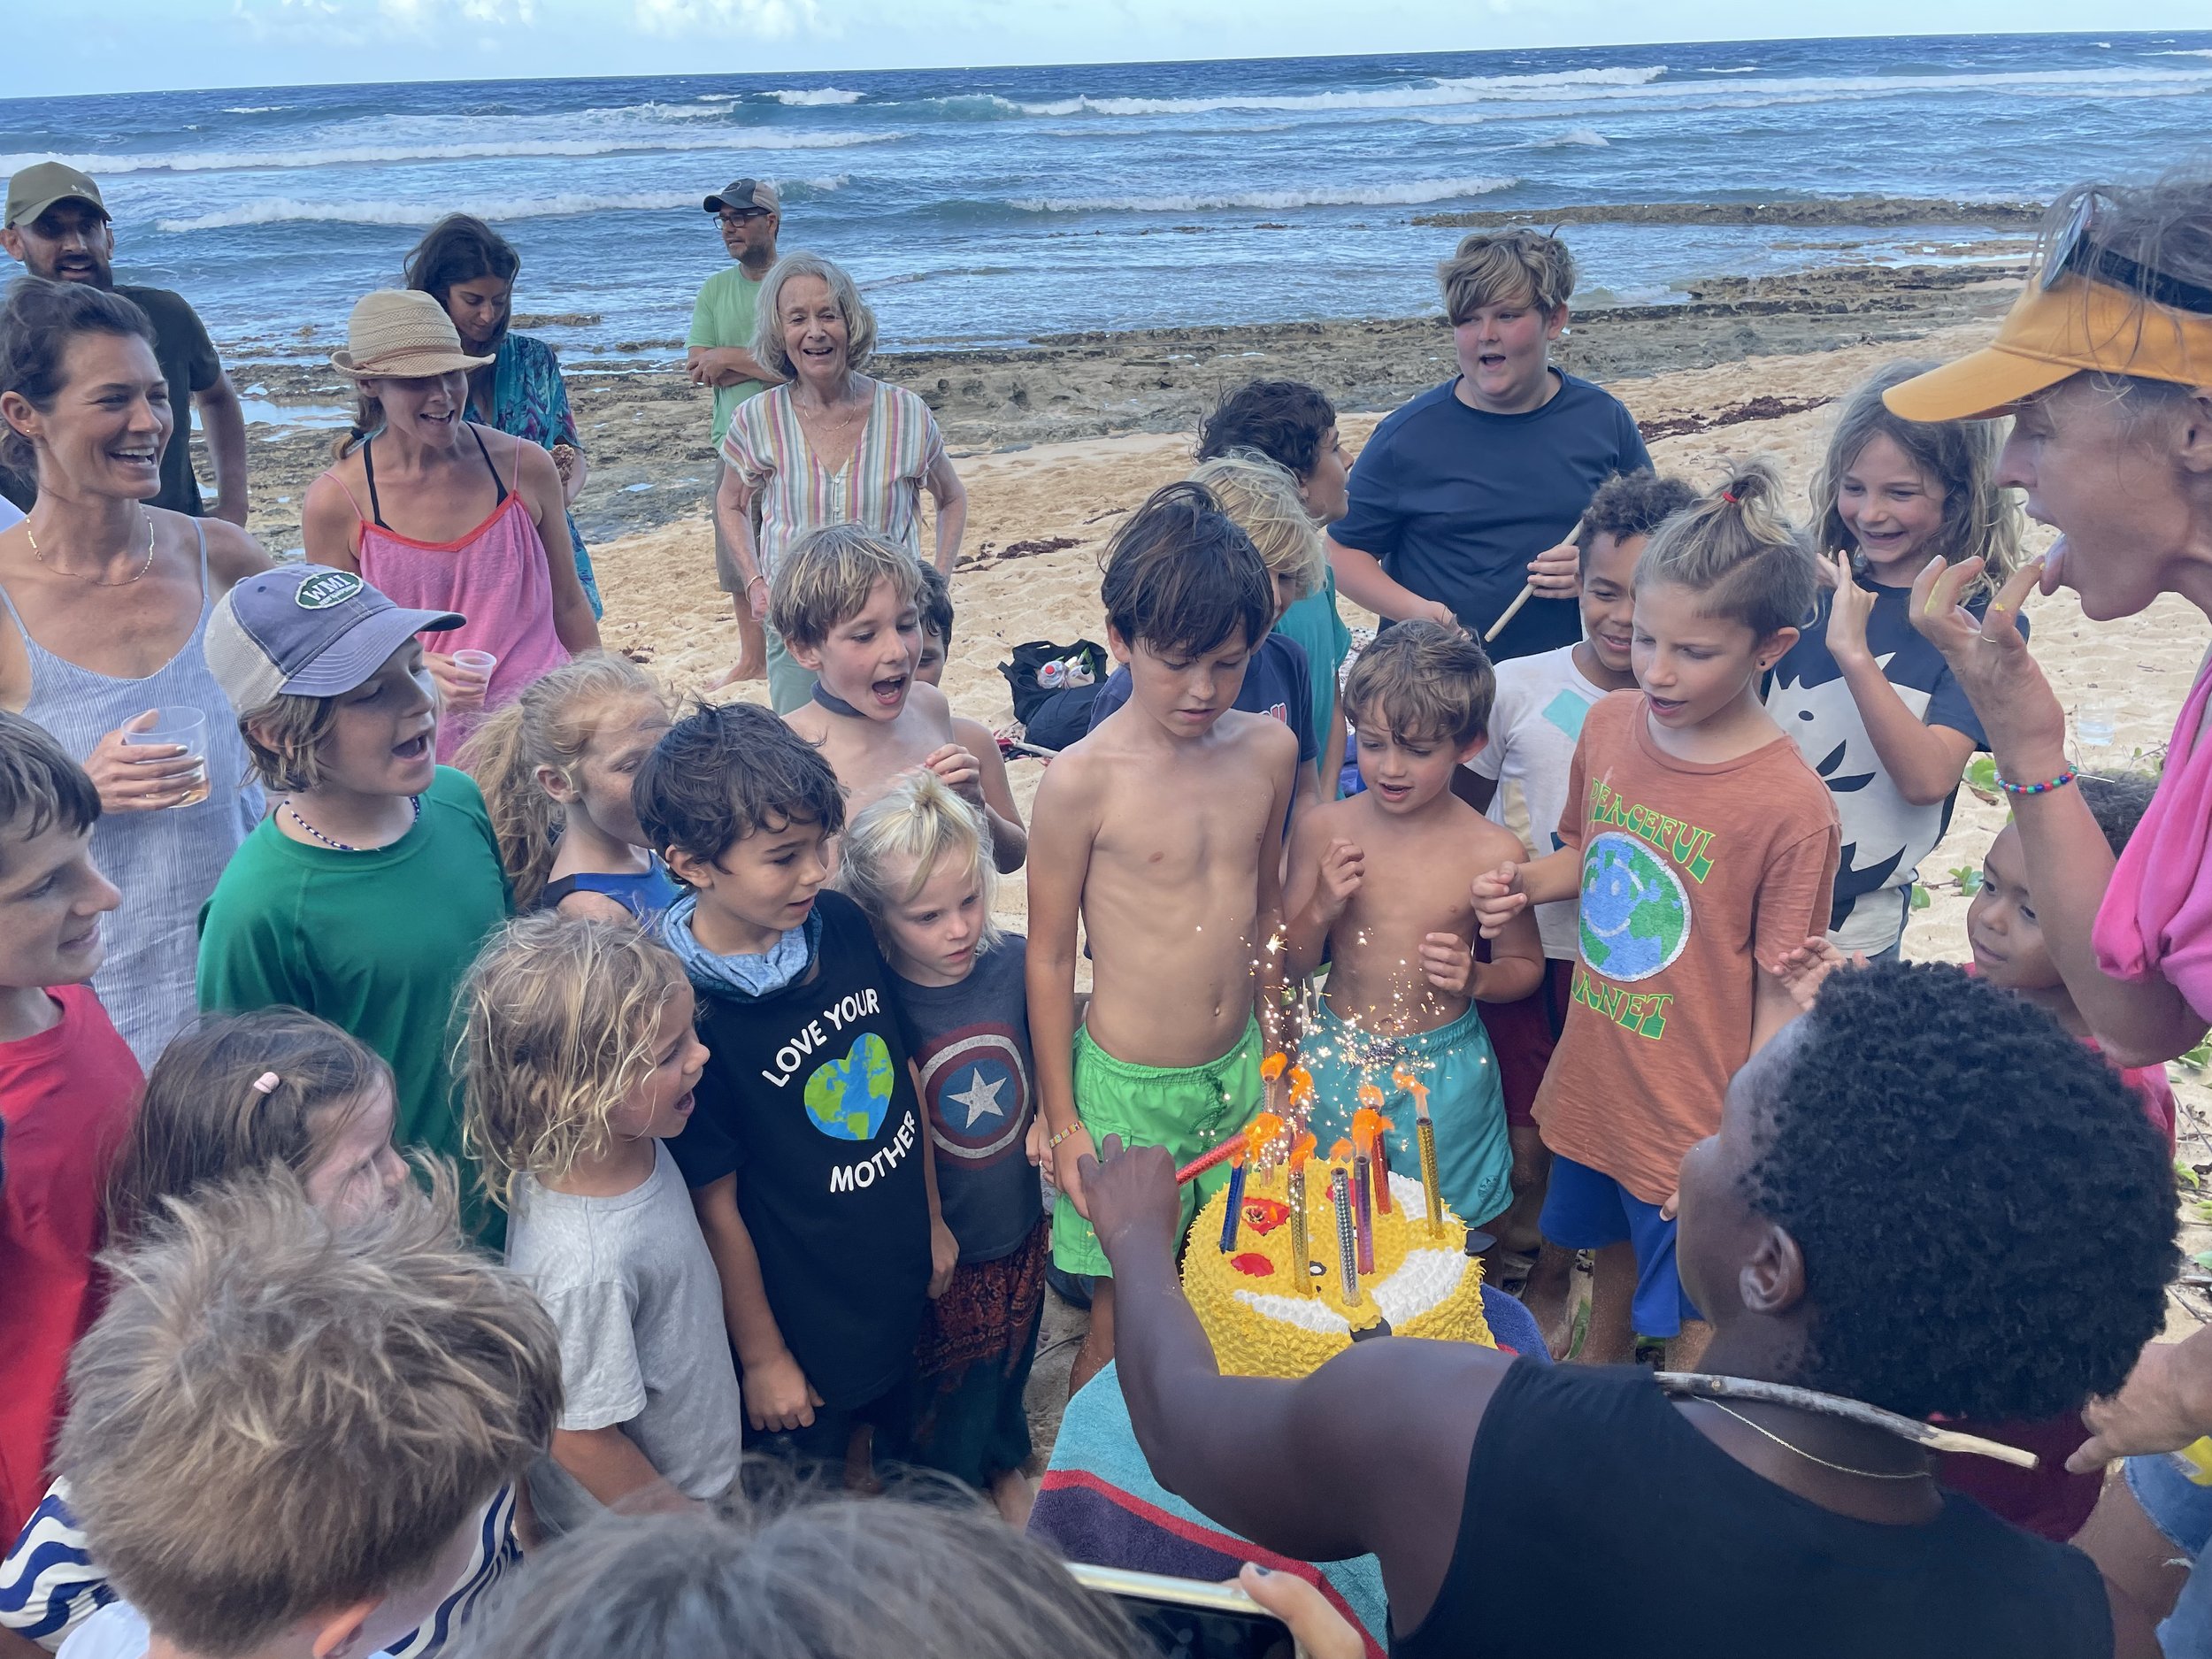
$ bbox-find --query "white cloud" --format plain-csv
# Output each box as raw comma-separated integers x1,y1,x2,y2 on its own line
631,0,818,38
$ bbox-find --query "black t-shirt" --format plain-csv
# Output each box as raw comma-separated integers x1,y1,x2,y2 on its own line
120,285,222,517
890,935,1041,1264
671,891,930,1407
1396,1362,2113,1659
1330,372,1649,662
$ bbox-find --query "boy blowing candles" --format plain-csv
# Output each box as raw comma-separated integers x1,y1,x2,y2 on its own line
1028,481,1298,1395
1281,621,1542,1241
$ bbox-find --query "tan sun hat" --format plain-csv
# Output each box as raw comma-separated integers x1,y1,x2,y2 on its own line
1886,275,2212,423
330,289,494,380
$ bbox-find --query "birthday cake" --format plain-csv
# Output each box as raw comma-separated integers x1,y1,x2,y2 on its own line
1182,1147,1494,1381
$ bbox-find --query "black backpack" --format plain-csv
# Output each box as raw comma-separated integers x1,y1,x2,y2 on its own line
997,639,1110,750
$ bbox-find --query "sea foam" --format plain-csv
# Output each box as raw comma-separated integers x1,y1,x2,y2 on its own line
157,180,846,233
1012,176,1518,212
1,129,894,176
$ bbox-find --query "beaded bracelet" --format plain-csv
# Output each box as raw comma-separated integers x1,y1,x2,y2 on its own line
1045,1123,1088,1153
1994,767,2078,797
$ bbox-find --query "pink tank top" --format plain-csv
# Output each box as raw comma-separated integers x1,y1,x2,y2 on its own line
332,427,570,760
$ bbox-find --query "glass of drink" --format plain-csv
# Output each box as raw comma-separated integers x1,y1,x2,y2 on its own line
2077,700,2118,753
124,706,210,810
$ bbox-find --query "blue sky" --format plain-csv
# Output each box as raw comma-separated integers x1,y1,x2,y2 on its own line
15,2,2209,97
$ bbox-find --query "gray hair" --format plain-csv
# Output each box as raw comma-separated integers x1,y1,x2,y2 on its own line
447,1489,1152,1659
2039,165,2212,424
751,250,878,379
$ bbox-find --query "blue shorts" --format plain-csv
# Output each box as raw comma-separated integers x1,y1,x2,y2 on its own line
1539,1153,1701,1339
1302,998,1510,1229
2127,1454,2212,1658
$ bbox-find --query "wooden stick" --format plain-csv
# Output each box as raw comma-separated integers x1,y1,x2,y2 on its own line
1486,517,1584,645
1653,1372,2040,1467
1484,582,1537,643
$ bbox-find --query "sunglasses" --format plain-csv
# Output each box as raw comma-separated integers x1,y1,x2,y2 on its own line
2044,194,2212,317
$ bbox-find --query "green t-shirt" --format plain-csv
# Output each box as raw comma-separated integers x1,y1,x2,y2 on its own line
1274,568,1354,763
196,766,512,1243
687,265,770,443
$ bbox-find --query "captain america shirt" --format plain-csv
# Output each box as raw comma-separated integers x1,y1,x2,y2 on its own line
890,935,1041,1264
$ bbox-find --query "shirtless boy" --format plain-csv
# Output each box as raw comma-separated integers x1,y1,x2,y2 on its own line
1283,621,1543,1239
775,524,1025,872
1028,482,1297,1394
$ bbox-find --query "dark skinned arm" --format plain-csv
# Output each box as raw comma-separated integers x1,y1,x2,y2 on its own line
1083,1136,1510,1632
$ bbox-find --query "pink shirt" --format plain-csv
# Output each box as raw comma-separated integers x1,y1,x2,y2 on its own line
349,491,571,763
2093,664,2212,1023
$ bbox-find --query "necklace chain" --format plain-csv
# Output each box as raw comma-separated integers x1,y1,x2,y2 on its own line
285,795,421,853
1702,1401,1932,1482
26,510,157,587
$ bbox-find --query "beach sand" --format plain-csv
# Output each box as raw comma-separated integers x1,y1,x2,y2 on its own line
225,256,2208,1455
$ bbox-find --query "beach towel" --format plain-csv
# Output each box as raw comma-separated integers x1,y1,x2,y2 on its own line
2093,666,2212,1022
1027,1286,1547,1657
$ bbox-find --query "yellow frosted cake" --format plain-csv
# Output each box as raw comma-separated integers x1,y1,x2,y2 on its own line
1183,1164,1494,1380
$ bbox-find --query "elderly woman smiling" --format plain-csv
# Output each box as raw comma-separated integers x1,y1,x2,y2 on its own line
713,251,966,707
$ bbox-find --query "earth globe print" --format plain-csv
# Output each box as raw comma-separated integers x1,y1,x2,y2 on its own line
1578,832,1690,982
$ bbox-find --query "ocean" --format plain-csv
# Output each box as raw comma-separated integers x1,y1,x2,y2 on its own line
4,31,2209,393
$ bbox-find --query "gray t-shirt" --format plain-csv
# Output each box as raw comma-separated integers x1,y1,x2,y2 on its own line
506,1142,742,1534
890,936,1041,1263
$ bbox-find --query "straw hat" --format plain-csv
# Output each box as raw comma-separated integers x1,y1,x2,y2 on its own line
330,289,494,380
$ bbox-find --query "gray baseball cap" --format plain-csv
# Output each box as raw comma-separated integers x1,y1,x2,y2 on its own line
704,178,779,216
205,565,463,711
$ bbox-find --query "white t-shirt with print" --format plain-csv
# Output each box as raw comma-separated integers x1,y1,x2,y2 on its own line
1467,642,1609,960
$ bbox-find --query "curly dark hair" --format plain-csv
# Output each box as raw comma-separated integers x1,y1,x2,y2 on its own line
634,700,844,873
1195,380,1337,481
1577,470,1700,566
0,276,155,479
1099,481,1273,659
2078,771,2160,856
1745,960,2175,1419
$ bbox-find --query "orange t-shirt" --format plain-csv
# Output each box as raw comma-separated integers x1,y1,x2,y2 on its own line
1534,692,1839,1203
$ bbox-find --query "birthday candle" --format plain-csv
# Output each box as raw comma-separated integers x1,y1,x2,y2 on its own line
1353,1151,1376,1275
1395,1068,1444,1236
1287,1064,1315,1128
1288,1132,1316,1293
1218,1148,1248,1254
1353,1094,1394,1217
1330,1164,1361,1305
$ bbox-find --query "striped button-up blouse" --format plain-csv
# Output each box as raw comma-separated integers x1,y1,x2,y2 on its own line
719,379,947,581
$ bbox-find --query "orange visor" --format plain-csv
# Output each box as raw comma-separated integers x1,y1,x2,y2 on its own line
1885,275,2212,423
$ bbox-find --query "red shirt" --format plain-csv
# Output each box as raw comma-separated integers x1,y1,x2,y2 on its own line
0,985,142,1541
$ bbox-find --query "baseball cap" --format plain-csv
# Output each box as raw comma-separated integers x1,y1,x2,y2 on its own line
204,565,463,713
1886,273,2212,424
4,162,108,230
703,178,779,216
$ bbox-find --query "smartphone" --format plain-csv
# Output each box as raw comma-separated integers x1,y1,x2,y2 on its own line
1068,1562,1303,1659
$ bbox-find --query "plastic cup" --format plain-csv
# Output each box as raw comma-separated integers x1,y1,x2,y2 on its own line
2077,700,2118,751
452,649,498,678
123,706,209,809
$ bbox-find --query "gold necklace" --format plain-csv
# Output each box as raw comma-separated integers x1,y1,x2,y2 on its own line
26,510,157,587
1702,1401,1932,1482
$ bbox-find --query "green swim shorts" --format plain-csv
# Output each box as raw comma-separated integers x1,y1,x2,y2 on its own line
1051,1014,1263,1278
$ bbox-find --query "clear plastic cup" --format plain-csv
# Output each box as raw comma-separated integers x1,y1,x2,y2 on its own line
452,649,498,678
2077,700,2118,751
123,706,209,810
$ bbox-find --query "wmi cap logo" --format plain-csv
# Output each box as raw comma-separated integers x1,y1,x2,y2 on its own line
295,571,365,611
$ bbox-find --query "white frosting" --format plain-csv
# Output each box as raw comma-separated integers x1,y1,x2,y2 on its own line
1385,1169,1458,1225
1233,1289,1352,1333
1372,1248,1471,1326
